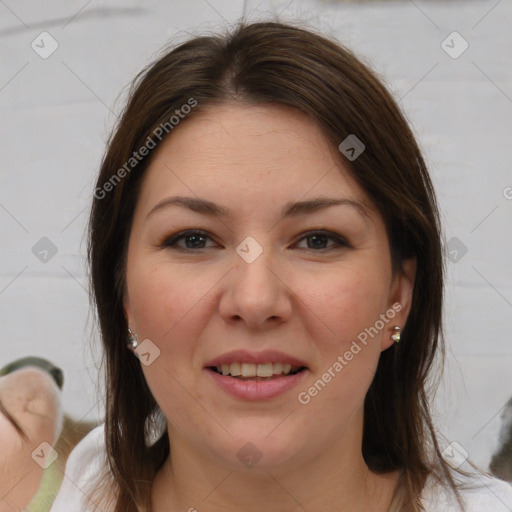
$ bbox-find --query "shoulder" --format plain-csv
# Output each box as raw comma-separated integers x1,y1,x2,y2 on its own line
421,472,512,512
50,423,111,512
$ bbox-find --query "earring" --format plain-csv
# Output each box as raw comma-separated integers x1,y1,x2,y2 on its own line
391,326,401,343
127,326,138,351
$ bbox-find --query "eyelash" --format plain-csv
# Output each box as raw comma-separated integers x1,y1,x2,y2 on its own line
160,229,349,253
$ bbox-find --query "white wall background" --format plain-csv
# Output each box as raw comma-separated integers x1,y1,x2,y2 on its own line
1,0,511,472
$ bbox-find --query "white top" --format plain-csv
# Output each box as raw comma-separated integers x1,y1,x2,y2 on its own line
50,424,512,512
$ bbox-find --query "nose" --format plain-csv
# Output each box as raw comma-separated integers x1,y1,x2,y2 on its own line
218,247,293,330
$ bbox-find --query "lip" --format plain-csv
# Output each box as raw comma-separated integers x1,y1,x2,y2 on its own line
204,349,308,368
205,367,309,400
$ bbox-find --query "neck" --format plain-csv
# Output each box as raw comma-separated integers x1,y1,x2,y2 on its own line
152,413,399,512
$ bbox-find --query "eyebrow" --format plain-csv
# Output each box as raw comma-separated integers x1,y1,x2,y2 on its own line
146,195,372,221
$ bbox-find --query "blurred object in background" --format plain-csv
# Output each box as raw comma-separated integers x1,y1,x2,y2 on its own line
0,359,63,511
490,398,512,482
26,415,98,512
0,357,98,512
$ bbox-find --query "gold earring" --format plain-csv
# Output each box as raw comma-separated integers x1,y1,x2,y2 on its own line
391,326,401,343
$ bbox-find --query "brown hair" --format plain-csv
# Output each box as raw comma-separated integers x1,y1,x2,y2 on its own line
88,20,459,511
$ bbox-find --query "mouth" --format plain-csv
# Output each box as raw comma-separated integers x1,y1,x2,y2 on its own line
207,362,307,381
204,350,309,400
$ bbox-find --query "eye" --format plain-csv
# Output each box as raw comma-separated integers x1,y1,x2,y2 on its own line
294,230,348,251
161,230,218,251
160,229,349,253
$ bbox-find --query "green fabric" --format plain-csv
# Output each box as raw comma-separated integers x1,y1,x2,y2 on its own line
26,462,63,512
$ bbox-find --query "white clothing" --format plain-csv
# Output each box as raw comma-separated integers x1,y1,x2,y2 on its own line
50,424,512,512
420,471,512,512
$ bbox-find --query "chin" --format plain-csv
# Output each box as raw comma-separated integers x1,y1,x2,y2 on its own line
210,429,306,471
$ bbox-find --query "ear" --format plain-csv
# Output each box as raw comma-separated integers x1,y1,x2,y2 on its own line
381,257,417,351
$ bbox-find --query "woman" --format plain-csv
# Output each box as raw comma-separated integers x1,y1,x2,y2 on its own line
50,21,512,512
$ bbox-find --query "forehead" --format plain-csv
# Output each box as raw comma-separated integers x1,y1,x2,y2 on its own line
137,103,374,218
152,102,336,171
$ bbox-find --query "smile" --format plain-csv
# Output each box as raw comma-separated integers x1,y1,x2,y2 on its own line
209,362,305,380
204,349,309,399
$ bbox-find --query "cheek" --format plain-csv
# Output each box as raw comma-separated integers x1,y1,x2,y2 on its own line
126,258,216,341
301,261,391,346
125,258,224,410
294,262,390,406
126,260,216,430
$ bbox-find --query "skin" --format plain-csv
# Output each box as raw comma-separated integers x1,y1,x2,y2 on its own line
0,368,61,512
124,103,416,512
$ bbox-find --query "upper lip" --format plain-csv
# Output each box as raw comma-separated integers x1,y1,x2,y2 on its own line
204,350,308,368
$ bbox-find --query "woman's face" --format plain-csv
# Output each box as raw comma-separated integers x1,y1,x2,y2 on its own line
124,103,415,470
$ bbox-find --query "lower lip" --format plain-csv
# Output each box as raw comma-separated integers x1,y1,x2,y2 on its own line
205,368,308,400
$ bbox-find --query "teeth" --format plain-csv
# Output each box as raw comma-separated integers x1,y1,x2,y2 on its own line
230,362,241,376
241,363,256,377
257,363,274,377
215,362,300,378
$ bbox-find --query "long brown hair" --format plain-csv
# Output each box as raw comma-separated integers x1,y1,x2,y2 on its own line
88,20,458,511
